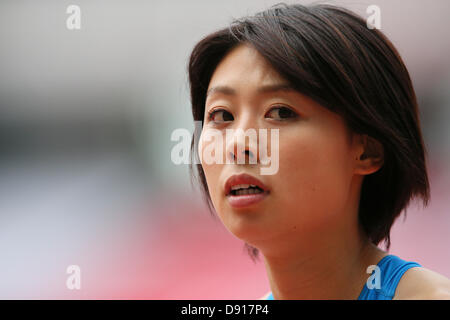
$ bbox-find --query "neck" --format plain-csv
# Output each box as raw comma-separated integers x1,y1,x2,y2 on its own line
260,220,387,299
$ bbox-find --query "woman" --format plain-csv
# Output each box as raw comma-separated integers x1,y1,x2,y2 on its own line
187,3,450,299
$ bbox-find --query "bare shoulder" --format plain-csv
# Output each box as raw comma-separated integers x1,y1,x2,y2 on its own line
258,291,271,300
394,266,450,300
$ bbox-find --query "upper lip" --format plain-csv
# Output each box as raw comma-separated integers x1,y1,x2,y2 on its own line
224,173,269,196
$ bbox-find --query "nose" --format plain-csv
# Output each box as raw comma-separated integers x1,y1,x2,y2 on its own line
227,146,256,164
226,127,259,165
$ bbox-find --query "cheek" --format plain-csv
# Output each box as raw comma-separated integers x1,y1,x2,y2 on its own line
275,125,353,218
198,130,223,208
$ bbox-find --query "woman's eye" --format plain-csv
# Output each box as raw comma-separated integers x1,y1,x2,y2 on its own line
208,109,234,123
265,106,298,120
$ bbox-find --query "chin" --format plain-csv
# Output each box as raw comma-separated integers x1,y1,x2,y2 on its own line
220,208,271,242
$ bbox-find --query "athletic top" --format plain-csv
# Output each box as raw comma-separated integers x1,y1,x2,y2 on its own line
264,254,422,300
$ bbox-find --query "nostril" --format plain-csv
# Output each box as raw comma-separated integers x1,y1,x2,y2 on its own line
228,149,257,163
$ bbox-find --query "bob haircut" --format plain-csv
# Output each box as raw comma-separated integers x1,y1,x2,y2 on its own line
187,3,430,260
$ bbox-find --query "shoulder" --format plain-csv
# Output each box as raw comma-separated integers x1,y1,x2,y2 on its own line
394,266,450,300
258,291,271,300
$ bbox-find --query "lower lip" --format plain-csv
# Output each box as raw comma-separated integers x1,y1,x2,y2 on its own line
226,191,269,208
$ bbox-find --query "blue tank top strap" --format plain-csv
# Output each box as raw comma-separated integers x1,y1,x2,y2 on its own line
264,254,422,300
357,254,422,300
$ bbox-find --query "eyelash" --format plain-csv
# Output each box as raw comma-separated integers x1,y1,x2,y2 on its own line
207,106,299,123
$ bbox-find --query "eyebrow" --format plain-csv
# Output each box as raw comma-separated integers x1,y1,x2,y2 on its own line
206,83,296,98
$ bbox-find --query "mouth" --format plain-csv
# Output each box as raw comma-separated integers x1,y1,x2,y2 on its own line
229,185,265,196
224,173,270,208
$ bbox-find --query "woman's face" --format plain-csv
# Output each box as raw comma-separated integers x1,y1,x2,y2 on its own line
198,44,363,247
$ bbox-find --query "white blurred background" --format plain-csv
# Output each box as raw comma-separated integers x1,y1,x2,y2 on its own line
0,0,449,299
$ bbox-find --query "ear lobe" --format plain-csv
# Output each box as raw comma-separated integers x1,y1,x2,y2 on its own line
355,134,384,175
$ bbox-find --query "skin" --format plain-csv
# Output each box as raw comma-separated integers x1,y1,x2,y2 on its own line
198,43,450,299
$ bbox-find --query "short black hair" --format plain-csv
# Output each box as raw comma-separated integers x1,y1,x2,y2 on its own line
187,3,430,261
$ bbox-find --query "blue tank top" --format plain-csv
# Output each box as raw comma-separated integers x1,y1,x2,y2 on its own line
264,254,422,300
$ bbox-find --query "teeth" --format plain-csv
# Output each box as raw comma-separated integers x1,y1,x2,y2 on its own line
235,188,263,196
231,184,250,191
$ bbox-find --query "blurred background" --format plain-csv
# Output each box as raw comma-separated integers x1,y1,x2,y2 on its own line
0,0,449,299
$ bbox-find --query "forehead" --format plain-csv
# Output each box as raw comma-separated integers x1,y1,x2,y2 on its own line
208,44,286,89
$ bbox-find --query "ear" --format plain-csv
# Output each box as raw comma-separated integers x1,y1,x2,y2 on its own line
353,134,384,175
